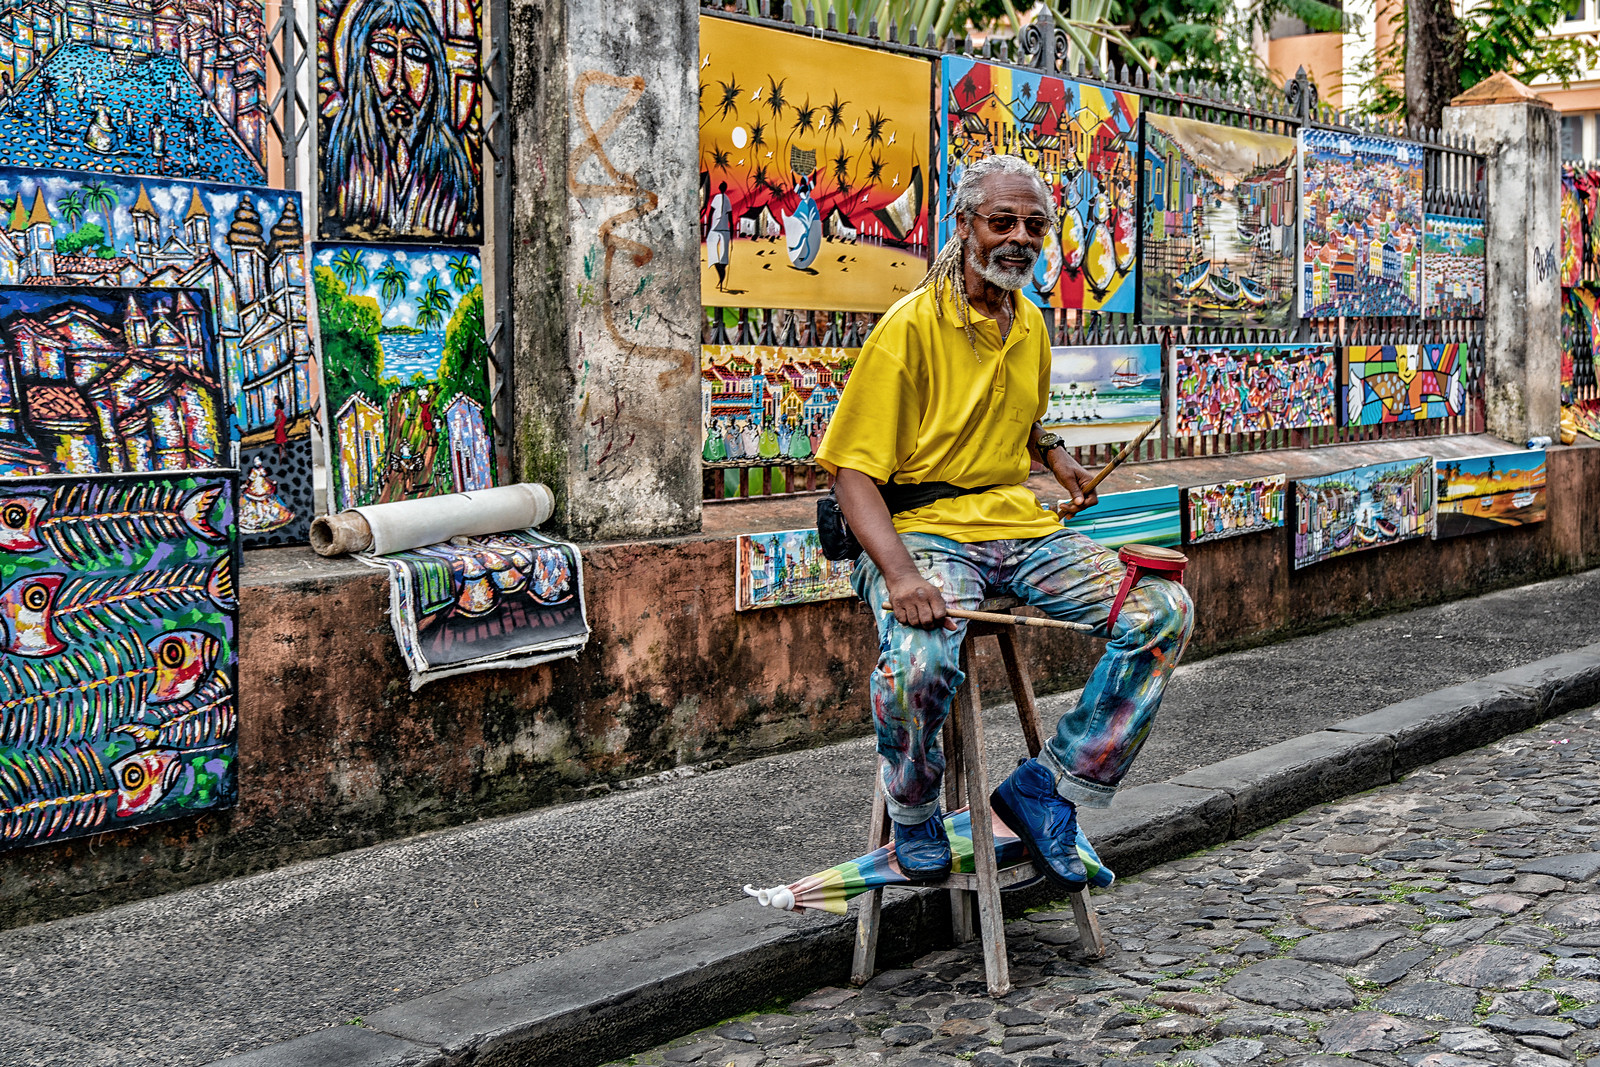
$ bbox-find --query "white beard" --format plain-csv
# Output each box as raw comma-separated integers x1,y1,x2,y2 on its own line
967,234,1038,291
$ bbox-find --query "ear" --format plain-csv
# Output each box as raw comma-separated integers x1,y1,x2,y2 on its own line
954,211,972,242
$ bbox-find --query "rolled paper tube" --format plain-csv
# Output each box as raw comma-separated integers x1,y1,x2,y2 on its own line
308,511,373,556
311,483,556,557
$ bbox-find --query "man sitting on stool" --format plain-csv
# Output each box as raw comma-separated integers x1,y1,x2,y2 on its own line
815,154,1194,890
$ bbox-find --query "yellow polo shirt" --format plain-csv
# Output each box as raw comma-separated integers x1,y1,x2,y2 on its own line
816,284,1063,542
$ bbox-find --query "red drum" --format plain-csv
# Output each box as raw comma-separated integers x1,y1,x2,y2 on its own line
1107,544,1188,624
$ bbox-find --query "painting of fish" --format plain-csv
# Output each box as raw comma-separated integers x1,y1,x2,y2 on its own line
0,471,238,850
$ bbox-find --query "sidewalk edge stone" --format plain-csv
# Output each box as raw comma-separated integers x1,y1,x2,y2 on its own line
1326,680,1541,774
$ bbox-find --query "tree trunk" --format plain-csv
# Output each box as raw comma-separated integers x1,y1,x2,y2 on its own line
1405,0,1462,129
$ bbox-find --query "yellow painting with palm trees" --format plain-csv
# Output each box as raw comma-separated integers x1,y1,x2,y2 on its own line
699,15,931,311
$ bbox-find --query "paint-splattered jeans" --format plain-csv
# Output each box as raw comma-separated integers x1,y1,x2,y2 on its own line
852,529,1195,825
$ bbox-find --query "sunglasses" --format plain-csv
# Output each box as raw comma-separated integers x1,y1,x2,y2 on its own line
973,210,1054,237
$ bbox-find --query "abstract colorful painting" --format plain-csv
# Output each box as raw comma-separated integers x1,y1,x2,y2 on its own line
1185,474,1287,544
1292,456,1434,569
940,57,1140,312
360,529,588,690
1170,343,1337,436
1423,214,1485,318
1043,344,1161,447
1344,344,1466,425
1141,114,1296,327
0,168,318,547
1060,485,1181,549
313,244,495,511
701,345,855,463
699,16,930,311
0,2,267,183
0,470,238,849
0,287,224,475
1435,451,1547,540
736,528,854,611
317,0,483,242
1300,130,1423,318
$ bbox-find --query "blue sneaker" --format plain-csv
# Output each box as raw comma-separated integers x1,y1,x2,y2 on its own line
892,807,952,882
990,759,1089,890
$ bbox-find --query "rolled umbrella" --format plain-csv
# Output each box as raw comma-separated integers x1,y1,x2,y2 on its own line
744,807,1114,914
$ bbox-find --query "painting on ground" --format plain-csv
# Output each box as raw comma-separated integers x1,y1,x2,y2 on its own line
317,0,483,242
360,530,589,690
699,16,930,312
701,345,855,463
939,57,1140,313
0,287,225,475
1435,451,1547,539
1300,130,1423,318
1423,214,1485,318
1061,485,1181,549
0,470,239,849
1170,343,1337,436
1292,456,1434,569
314,244,495,511
737,528,854,610
0,2,267,184
1141,114,1296,328
0,168,319,547
1185,474,1287,544
1344,343,1466,425
1042,344,1161,447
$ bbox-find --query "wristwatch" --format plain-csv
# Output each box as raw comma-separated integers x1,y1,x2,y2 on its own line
1036,431,1067,456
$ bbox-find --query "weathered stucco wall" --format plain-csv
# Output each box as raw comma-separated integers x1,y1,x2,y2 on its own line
3,441,1598,930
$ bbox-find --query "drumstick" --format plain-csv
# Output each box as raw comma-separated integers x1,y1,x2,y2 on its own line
1079,417,1162,496
884,603,1096,632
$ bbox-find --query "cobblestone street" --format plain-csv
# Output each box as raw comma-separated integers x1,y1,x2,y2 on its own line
613,706,1600,1067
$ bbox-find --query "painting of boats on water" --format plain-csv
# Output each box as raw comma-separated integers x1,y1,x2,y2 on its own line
1043,344,1162,447
1434,451,1547,540
1061,485,1181,549
1293,457,1435,570
1141,114,1297,328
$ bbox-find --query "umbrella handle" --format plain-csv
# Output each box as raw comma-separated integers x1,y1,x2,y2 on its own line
743,883,797,910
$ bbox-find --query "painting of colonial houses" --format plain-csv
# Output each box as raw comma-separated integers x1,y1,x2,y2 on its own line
700,345,855,464
0,168,317,546
0,287,225,475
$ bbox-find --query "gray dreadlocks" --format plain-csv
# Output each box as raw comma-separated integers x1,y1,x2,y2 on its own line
918,154,1053,349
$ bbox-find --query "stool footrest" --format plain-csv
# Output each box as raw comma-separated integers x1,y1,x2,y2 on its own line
932,864,1040,892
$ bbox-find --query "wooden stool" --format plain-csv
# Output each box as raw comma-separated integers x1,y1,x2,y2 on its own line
850,596,1106,998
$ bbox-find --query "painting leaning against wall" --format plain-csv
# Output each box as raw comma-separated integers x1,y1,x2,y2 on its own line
0,167,319,547
0,470,239,850
1344,343,1466,425
1435,451,1547,539
698,15,931,312
1060,485,1181,549
701,345,856,465
314,243,495,511
1185,474,1287,544
1292,456,1435,570
737,528,854,611
1170,343,1337,436
317,0,483,242
1042,344,1161,447
940,56,1140,313
0,0,268,183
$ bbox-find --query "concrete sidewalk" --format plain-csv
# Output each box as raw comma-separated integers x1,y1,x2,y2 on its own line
5,571,1600,1066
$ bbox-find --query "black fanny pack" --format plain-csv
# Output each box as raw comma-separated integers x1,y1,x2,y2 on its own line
816,481,999,562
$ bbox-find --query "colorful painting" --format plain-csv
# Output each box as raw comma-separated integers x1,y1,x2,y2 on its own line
0,287,225,476
1060,485,1181,549
0,470,238,849
699,16,930,311
701,345,854,463
1170,343,1337,436
313,244,495,511
317,0,482,242
939,57,1140,312
1344,344,1466,425
736,528,854,611
1423,214,1485,318
0,168,317,547
1185,474,1287,544
1140,114,1296,327
1300,130,1423,318
1043,344,1161,447
1292,456,1434,569
360,530,587,690
1435,451,1547,539
0,2,267,183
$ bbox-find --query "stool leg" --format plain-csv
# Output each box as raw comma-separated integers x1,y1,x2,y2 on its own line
1068,885,1107,960
946,659,976,945
851,779,892,986
996,628,1044,759
957,640,1012,997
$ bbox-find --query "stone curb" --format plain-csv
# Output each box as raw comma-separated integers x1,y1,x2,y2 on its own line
208,640,1600,1067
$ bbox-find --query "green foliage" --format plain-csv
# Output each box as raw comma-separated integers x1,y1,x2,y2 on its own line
313,266,384,406
436,284,491,415
57,222,112,258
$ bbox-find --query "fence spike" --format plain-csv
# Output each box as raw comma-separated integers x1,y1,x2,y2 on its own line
1134,65,1145,89
886,16,897,40
847,9,857,33
781,0,792,23
826,1,835,29
905,20,917,43
805,0,814,26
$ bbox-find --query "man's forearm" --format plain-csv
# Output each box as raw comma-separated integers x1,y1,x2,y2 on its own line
833,468,919,582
